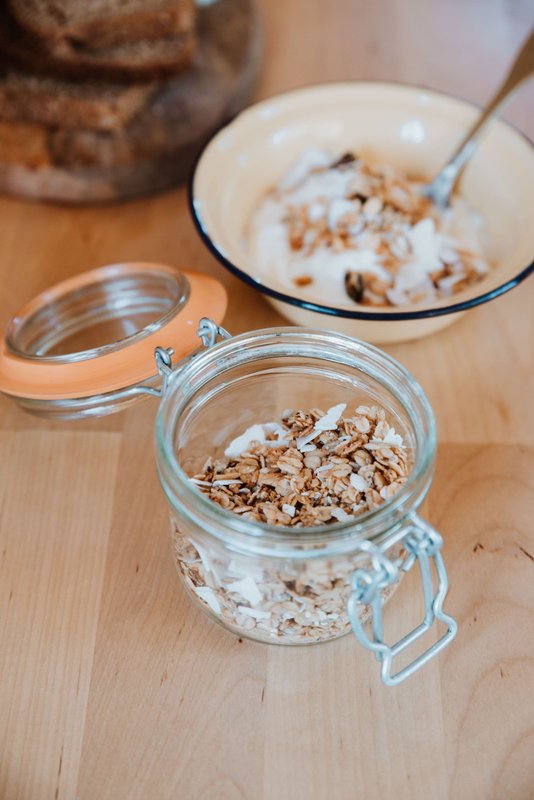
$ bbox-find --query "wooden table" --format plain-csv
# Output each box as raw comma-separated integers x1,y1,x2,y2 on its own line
1,3,533,798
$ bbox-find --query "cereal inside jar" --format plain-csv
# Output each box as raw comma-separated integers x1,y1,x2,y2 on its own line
173,402,411,643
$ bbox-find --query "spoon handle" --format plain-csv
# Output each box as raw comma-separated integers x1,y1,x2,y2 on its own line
428,28,534,207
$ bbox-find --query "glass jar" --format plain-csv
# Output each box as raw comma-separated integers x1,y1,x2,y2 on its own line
0,263,456,686
155,326,457,685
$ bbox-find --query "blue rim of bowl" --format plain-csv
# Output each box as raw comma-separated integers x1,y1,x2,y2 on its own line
188,81,534,322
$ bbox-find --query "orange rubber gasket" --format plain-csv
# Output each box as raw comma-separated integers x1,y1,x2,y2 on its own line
0,263,227,400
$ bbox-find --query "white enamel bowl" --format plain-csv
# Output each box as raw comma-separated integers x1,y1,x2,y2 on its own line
189,82,534,343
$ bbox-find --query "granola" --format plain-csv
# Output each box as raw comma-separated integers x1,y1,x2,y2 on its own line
171,403,411,643
190,403,409,524
250,148,490,308
172,525,405,643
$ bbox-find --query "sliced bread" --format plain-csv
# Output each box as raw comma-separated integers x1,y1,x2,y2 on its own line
0,121,50,167
0,6,196,81
8,0,196,50
0,71,154,131
0,0,261,202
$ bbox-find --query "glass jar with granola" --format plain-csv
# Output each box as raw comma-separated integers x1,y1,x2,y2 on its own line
155,326,457,685
0,261,456,685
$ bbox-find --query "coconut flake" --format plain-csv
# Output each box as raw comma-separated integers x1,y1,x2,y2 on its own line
394,218,444,294
296,403,347,450
365,431,404,450
278,148,332,191
437,273,466,293
330,507,352,521
195,543,214,576
296,430,321,450
227,576,262,606
327,198,356,231
315,464,332,475
194,587,221,614
382,427,404,446
314,403,346,431
225,422,288,458
237,606,271,620
350,473,369,492
282,503,296,517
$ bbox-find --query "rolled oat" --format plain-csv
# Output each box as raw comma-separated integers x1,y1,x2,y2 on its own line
172,404,411,643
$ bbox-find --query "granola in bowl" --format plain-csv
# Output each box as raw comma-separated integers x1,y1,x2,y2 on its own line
172,403,411,643
249,148,491,308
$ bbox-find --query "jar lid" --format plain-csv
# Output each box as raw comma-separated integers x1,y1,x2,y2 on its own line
0,262,227,414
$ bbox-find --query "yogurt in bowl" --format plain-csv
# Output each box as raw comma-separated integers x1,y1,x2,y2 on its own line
250,148,490,310
189,82,534,343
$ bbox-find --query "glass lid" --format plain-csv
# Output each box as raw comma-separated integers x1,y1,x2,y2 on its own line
0,262,227,418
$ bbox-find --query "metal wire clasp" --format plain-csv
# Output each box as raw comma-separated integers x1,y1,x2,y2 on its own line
153,346,175,395
145,318,232,399
347,514,457,686
196,317,232,348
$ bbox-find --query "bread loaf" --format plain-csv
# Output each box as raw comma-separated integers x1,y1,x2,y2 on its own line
0,6,196,81
0,121,50,167
8,0,196,49
0,71,154,131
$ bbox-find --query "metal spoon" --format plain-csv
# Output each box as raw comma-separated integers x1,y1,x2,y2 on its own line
423,28,534,208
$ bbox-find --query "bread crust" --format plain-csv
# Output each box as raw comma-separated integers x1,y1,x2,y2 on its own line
0,6,197,81
7,0,196,50
0,71,154,131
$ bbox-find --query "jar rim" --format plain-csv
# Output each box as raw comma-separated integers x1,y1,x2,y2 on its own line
0,266,227,406
5,263,190,363
155,328,436,551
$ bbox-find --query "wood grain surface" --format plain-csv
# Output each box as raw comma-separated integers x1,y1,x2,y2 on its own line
1,2,534,799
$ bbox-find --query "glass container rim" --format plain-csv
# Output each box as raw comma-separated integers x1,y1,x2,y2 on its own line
155,327,437,547
5,263,191,365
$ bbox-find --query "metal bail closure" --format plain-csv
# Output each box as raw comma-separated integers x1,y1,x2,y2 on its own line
347,514,457,686
149,318,232,398
196,317,232,348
